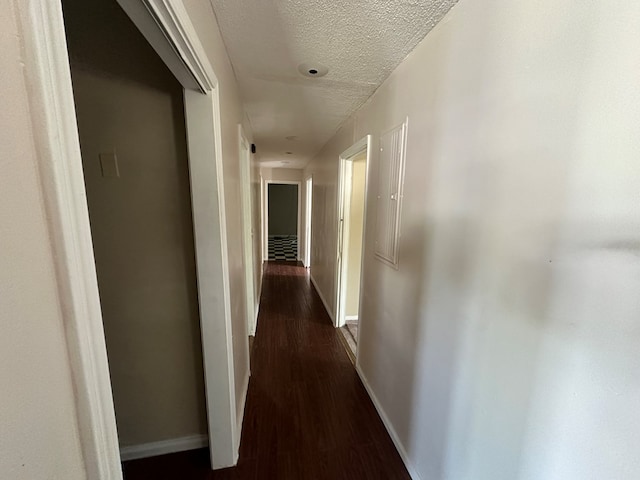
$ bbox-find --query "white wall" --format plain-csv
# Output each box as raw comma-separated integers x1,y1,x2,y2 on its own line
305,122,354,307
181,0,254,430
0,1,85,477
304,0,640,479
260,167,303,183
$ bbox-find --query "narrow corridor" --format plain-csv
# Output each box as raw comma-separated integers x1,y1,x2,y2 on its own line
123,261,410,479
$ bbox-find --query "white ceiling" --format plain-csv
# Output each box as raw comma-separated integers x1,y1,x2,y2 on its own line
209,0,458,168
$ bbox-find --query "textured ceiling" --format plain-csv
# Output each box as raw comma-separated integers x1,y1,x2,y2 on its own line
209,0,458,168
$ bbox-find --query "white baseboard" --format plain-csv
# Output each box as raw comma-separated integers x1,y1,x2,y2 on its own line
120,434,209,461
253,267,263,335
345,315,359,321
251,301,259,336
355,366,421,480
309,272,334,323
236,371,250,454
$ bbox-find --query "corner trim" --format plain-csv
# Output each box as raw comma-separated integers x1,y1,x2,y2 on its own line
120,434,209,462
309,272,335,323
356,366,422,480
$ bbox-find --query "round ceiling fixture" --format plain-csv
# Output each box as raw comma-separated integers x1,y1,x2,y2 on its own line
298,62,328,78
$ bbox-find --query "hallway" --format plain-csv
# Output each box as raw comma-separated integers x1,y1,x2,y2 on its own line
123,261,410,479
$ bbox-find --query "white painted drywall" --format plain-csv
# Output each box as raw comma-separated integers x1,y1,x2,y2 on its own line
180,0,254,433
0,1,85,477
64,0,208,447
305,0,640,478
305,122,355,317
260,167,303,183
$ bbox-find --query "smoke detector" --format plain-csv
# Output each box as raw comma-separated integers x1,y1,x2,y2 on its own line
298,63,328,78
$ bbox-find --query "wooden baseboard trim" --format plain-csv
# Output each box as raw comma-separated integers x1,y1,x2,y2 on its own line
236,371,250,454
120,434,209,462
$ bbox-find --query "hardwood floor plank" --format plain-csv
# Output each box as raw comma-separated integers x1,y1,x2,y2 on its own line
123,261,410,479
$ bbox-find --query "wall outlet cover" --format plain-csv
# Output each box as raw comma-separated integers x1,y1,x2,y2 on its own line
99,153,120,178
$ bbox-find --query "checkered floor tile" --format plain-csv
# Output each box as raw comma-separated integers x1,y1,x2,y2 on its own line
268,235,298,261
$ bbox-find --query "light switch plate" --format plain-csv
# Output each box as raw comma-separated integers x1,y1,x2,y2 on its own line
99,153,120,178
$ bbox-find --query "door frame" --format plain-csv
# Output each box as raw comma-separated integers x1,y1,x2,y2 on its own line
335,136,372,334
260,174,266,262
238,126,257,335
303,176,313,268
19,0,239,476
264,180,302,261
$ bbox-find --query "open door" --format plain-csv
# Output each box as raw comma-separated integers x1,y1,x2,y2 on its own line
265,181,301,262
304,176,313,268
335,136,371,357
239,127,256,335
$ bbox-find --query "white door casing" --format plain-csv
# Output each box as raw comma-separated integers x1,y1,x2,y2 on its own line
264,180,302,261
304,176,313,268
239,126,257,335
20,0,241,476
335,136,372,346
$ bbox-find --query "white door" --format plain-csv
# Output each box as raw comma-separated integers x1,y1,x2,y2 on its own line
239,131,256,335
304,177,313,267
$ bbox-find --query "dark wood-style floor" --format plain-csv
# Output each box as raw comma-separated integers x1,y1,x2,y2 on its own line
123,261,410,479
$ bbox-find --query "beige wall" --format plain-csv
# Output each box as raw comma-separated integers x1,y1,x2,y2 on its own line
181,0,253,429
0,1,85,477
260,167,303,182
345,156,366,318
64,0,208,446
305,121,354,315
305,0,640,478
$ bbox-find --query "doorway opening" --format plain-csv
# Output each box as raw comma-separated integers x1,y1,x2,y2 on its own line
47,0,240,472
304,176,313,268
62,0,209,463
336,137,371,358
266,182,301,262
